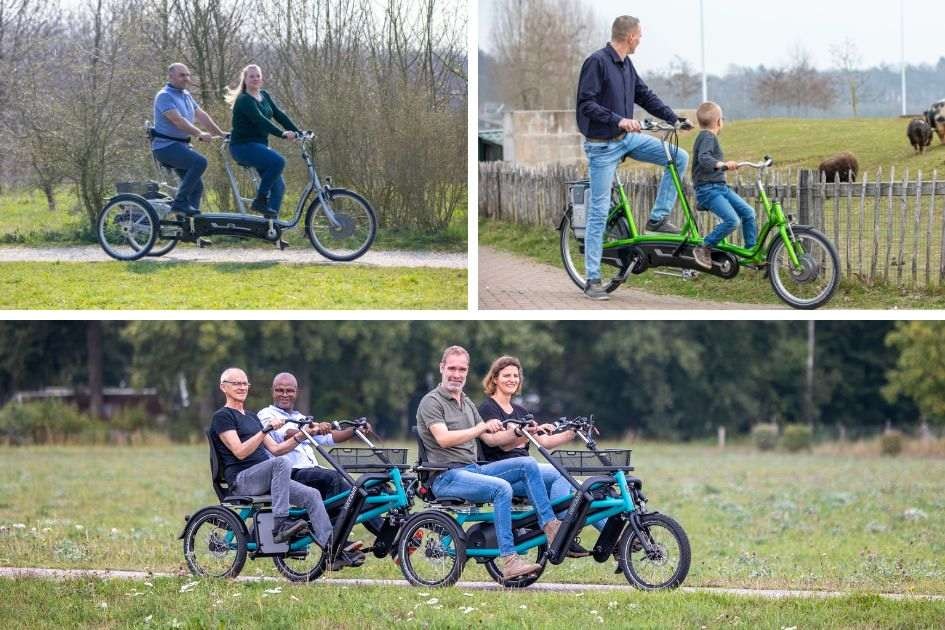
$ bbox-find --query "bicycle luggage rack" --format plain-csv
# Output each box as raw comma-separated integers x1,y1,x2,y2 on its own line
328,447,409,473
547,448,633,473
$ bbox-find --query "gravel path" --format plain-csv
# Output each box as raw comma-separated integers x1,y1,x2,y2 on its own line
2,567,941,601
479,246,777,310
0,245,466,269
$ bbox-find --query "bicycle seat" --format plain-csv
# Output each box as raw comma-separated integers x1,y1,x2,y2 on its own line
222,494,272,506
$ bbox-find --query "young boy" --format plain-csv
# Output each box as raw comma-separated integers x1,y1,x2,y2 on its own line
690,101,757,269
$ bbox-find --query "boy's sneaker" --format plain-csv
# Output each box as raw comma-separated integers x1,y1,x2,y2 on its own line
501,554,542,580
566,539,591,558
645,218,679,234
584,279,609,301
692,246,713,270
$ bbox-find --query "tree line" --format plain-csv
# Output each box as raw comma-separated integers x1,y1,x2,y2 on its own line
480,0,944,119
1,320,942,442
0,0,467,235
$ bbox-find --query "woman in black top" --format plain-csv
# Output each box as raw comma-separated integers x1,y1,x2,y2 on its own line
478,355,597,557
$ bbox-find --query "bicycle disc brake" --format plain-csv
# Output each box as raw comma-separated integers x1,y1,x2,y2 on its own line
328,213,356,238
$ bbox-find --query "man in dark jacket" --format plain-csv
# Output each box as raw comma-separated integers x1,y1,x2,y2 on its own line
576,15,690,300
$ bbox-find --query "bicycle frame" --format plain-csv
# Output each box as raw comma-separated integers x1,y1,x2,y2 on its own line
602,128,803,269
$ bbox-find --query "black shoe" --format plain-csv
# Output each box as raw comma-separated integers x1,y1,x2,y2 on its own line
251,194,270,214
329,548,366,571
645,218,679,234
272,518,311,544
566,540,591,558
170,202,199,216
692,245,713,270
584,278,609,301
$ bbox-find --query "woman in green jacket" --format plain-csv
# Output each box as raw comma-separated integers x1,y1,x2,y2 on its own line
225,64,301,217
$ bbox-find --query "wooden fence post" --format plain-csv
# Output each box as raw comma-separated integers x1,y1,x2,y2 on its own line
798,169,812,224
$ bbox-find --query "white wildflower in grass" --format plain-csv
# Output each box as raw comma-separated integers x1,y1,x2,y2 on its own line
590,610,598,615
607,601,618,609
143,615,153,623
425,597,439,605
13,524,25,529
418,592,430,597
596,616,604,624
144,582,153,588
903,508,928,521
98,602,108,609
459,607,476,614
263,587,282,595
519,605,527,609
75,524,84,530
179,581,199,593
170,619,183,629
290,595,299,602
462,592,474,597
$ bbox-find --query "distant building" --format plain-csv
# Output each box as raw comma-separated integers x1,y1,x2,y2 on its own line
478,128,504,161
13,387,163,418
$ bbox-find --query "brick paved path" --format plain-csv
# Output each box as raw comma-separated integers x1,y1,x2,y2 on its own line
479,247,777,310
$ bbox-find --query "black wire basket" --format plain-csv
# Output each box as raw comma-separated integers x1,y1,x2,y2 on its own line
327,447,409,472
547,449,633,473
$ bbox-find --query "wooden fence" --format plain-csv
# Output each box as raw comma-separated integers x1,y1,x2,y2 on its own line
479,161,945,289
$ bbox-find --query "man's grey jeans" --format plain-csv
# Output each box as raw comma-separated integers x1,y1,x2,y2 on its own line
233,456,333,547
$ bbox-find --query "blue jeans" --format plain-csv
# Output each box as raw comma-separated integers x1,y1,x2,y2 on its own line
509,463,604,532
228,142,287,212
583,133,689,280
151,143,207,210
432,457,557,557
696,183,757,248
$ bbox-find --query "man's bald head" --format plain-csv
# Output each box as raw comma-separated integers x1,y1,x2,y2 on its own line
167,63,192,89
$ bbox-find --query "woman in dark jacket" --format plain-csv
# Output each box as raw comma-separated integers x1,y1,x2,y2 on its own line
225,64,300,217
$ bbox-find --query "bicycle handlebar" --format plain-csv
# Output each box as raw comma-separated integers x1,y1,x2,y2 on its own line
641,118,692,132
734,155,774,169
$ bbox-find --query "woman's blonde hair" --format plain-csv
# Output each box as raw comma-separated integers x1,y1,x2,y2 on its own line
224,64,261,108
482,356,523,396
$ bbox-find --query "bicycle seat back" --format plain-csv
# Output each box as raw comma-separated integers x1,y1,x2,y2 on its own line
206,429,271,506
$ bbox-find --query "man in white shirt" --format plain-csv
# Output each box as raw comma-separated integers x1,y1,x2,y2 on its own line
258,372,381,537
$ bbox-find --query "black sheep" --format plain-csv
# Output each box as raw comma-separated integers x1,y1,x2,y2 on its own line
818,151,858,183
908,118,933,153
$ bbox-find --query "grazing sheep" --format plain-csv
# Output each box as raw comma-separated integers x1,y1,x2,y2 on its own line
818,151,858,183
926,100,945,143
907,118,933,153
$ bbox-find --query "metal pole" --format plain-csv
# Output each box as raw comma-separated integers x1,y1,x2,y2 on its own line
700,0,708,102
806,320,815,427
900,0,907,115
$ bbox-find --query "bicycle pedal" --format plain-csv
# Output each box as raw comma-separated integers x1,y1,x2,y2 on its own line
196,237,212,248
275,239,289,250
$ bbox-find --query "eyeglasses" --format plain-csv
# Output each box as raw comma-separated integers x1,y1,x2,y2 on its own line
222,380,250,387
273,388,296,394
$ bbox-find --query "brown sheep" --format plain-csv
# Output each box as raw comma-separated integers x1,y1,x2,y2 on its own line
818,151,858,183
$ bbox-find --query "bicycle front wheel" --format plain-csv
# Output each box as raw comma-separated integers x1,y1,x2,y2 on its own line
767,227,840,309
272,539,328,582
559,212,626,293
617,513,690,590
305,188,377,261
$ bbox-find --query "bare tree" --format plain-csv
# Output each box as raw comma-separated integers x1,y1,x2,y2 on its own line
830,38,870,117
754,47,835,114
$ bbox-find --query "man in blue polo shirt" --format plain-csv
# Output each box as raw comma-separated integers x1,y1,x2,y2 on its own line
576,15,692,300
151,63,227,216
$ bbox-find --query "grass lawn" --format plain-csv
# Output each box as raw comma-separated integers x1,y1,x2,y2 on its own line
0,189,468,253
480,218,945,308
2,577,942,629
0,262,467,310
1,443,943,595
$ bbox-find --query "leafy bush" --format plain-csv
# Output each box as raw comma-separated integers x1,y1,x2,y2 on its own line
0,399,107,445
880,429,904,456
752,423,779,451
782,423,814,452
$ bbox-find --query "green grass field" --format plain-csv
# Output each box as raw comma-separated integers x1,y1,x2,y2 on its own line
1,443,943,626
0,189,468,253
480,218,945,308
0,262,467,309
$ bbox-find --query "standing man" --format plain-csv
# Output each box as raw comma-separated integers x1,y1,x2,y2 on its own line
416,346,562,581
151,63,227,216
576,15,692,300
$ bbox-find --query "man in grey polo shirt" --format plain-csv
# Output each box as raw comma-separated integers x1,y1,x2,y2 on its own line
151,63,227,216
416,345,562,581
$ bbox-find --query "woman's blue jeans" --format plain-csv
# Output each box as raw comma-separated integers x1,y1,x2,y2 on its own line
432,457,557,557
228,142,287,212
509,463,604,532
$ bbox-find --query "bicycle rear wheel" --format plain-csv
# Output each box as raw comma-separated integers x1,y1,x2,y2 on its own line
397,511,466,588
560,212,626,293
182,507,247,578
97,195,158,261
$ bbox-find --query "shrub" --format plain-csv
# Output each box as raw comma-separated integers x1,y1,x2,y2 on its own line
0,399,107,445
880,430,904,456
752,423,779,451
782,423,814,452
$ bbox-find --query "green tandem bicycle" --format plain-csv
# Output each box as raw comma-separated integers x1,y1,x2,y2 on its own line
559,120,840,309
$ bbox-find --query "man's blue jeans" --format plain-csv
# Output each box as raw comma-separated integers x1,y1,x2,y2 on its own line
509,462,605,532
432,457,557,557
695,183,757,248
229,142,287,212
152,143,207,210
583,133,689,281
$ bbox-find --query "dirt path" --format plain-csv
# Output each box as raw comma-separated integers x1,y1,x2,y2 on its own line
2,567,941,601
0,245,466,269
479,246,778,310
